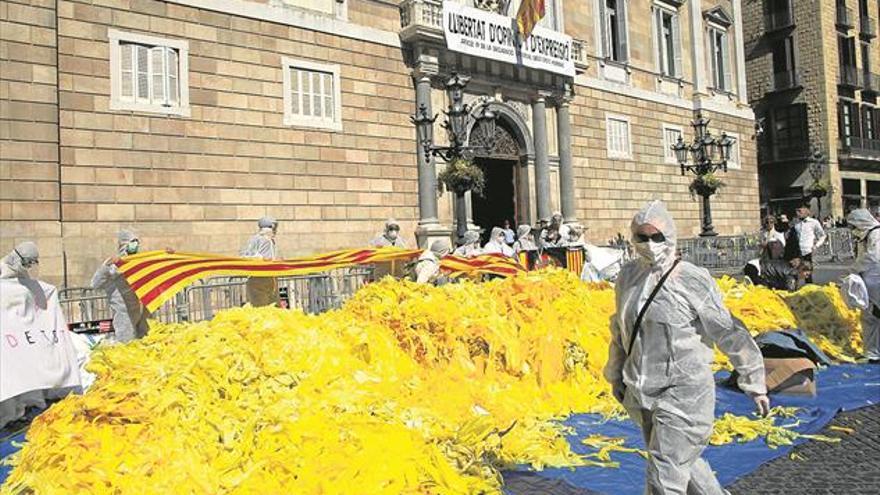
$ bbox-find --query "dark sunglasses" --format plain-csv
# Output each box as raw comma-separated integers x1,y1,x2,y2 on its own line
635,233,666,243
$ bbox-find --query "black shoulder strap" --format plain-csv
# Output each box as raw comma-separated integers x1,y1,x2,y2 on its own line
862,225,880,242
626,259,681,356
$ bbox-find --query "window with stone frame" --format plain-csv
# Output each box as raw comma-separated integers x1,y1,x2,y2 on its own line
606,114,632,159
653,2,682,78
282,58,342,131
771,35,798,89
109,30,189,116
838,99,860,146
662,124,683,164
708,26,731,91
724,131,741,169
595,0,629,63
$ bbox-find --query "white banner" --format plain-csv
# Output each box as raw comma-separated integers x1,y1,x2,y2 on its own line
1,278,81,403
443,2,575,77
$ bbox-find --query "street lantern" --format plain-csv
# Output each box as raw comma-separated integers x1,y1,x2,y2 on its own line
672,113,736,237
412,72,499,244
410,103,436,161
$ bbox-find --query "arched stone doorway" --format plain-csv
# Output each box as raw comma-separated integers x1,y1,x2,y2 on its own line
465,101,533,237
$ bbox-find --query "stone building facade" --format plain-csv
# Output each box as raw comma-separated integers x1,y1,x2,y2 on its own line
2,0,759,287
744,0,880,218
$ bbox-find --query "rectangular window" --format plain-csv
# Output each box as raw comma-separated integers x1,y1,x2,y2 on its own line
770,103,808,159
601,0,628,63
109,30,189,116
282,58,342,131
654,4,681,77
662,124,683,164
839,100,857,146
725,132,741,169
708,27,730,91
772,35,797,89
864,107,875,140
606,115,632,159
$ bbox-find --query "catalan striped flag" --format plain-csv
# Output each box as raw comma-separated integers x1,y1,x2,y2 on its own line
117,249,526,313
516,0,546,39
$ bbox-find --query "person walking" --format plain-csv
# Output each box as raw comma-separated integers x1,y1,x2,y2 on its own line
605,200,768,495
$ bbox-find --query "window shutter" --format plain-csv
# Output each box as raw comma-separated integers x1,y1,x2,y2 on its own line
290,68,299,116
853,104,862,139
652,7,661,72
167,49,179,104
150,47,166,104
874,109,880,140
136,45,149,101
121,44,134,99
706,29,716,88
722,32,732,91
617,0,629,62
838,101,847,142
672,14,682,78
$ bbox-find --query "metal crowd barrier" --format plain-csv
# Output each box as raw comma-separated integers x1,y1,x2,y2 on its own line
813,228,855,263
677,233,764,271
60,267,375,334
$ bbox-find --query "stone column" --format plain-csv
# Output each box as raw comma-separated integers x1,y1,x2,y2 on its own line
532,94,551,222
412,55,451,248
555,96,577,224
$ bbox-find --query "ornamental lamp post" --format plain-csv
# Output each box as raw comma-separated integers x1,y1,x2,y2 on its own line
806,150,828,216
411,72,499,244
673,114,736,237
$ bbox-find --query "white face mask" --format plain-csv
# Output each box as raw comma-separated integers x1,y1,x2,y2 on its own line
634,241,668,266
387,230,399,241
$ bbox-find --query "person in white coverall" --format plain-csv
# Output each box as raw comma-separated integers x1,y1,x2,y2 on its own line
604,200,769,495
240,216,280,308
1,242,82,429
846,208,880,362
91,230,150,343
413,239,451,285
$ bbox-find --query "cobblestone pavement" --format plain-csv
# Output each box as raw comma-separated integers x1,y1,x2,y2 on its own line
504,405,880,495
729,404,880,494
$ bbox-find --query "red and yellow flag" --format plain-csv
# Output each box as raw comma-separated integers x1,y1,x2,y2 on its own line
516,0,546,39
117,249,526,313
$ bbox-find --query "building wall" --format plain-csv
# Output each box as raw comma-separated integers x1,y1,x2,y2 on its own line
0,0,64,282
2,0,760,287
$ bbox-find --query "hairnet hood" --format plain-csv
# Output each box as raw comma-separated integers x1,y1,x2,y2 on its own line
631,200,677,270
462,230,480,245
2,241,39,277
13,241,39,261
117,229,139,245
847,208,879,233
258,216,277,229
384,218,400,231
490,227,504,239
429,239,451,257
516,225,532,239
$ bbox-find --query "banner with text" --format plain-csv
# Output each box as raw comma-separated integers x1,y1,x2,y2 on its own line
1,279,81,403
443,2,575,77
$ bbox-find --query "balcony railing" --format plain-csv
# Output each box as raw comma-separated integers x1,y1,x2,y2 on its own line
399,0,443,41
841,136,880,159
837,5,854,29
839,65,861,87
863,71,880,94
765,8,794,32
861,16,877,38
772,69,800,91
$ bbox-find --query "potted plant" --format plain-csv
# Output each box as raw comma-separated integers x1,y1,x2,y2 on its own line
806,179,830,199
688,173,725,199
438,158,485,242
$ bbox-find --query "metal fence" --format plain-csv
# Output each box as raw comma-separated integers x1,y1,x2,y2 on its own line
677,233,764,271
60,267,375,334
813,228,855,263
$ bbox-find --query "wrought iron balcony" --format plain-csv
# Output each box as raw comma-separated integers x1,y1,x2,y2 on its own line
863,71,880,94
765,8,794,32
839,65,861,87
772,69,801,91
837,5,854,30
841,136,880,160
861,16,877,38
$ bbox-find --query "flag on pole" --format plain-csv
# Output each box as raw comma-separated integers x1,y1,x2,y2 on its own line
516,0,546,39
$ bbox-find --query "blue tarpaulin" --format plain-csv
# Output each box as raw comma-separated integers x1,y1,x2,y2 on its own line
2,365,878,490
504,364,880,495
